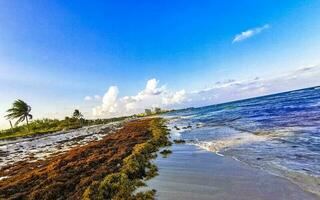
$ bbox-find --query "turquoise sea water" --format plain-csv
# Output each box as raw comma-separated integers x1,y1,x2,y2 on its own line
165,86,320,194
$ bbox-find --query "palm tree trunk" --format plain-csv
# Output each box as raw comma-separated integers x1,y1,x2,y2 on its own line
26,117,30,132
9,120,13,133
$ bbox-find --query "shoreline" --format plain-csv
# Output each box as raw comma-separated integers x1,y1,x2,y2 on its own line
1,117,318,199
0,118,170,199
146,143,319,200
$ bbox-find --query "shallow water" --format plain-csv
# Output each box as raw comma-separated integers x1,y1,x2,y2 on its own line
146,144,319,200
165,86,320,195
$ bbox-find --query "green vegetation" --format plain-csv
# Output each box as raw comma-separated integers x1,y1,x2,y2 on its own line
72,109,83,119
73,109,84,126
83,118,171,200
5,99,33,131
0,118,164,199
1,99,174,140
0,116,128,140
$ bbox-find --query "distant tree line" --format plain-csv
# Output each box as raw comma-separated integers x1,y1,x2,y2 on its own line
1,100,173,140
1,99,130,139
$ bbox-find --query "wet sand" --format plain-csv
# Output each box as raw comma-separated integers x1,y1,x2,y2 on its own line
147,144,319,200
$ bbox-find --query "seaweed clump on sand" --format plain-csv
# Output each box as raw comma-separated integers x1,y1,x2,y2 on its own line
160,149,172,157
0,118,171,200
173,139,186,144
83,118,171,200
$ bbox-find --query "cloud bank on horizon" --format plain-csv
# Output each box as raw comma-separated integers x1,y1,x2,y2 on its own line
88,79,186,117
233,24,270,43
85,65,320,118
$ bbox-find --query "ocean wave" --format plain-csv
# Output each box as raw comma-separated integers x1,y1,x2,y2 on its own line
266,162,320,197
168,86,320,197
290,90,306,94
193,133,267,153
195,134,320,197
310,101,320,107
180,114,199,119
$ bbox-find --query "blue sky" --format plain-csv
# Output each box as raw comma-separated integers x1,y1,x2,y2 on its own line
1,0,320,128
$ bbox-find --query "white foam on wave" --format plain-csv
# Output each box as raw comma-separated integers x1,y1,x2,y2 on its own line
171,131,182,139
191,125,299,156
310,101,320,107
290,90,305,94
192,126,320,197
180,114,198,119
194,133,267,153
167,123,184,140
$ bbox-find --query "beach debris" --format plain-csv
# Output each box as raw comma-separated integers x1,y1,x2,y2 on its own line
182,125,192,129
0,118,171,200
174,126,180,130
160,149,172,157
173,139,186,144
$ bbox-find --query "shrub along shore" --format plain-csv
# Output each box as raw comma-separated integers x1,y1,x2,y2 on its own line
0,118,171,200
0,108,172,140
0,116,129,140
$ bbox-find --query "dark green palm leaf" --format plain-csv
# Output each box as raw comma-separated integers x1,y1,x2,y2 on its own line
73,109,83,119
15,116,26,126
5,99,32,127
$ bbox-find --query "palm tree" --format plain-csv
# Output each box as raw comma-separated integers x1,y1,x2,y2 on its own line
73,109,84,126
73,109,83,119
5,99,33,130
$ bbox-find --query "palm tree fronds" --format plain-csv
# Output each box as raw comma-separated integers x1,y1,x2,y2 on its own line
15,116,26,126
5,99,32,128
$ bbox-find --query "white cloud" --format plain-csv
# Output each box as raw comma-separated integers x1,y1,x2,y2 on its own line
84,94,102,102
232,24,270,43
89,65,320,118
101,86,119,112
143,79,165,95
92,86,119,116
162,90,186,105
84,96,92,101
187,65,320,107
92,79,184,117
94,95,101,100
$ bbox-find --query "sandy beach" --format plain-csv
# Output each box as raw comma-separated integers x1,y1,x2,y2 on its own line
146,144,319,200
0,118,170,199
0,122,122,169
